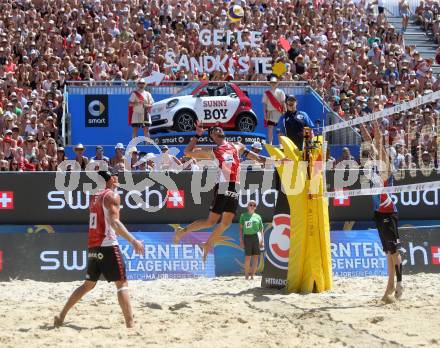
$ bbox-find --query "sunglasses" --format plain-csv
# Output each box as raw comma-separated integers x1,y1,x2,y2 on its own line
287,103,295,106
248,204,256,207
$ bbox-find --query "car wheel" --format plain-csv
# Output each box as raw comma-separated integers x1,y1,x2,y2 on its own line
174,110,196,132
236,114,256,132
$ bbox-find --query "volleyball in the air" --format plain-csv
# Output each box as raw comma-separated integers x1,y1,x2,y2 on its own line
227,5,245,22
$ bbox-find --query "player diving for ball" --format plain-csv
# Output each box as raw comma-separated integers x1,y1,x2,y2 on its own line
360,120,403,303
54,171,145,328
173,122,269,261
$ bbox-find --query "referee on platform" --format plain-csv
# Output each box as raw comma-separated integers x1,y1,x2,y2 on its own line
277,95,314,150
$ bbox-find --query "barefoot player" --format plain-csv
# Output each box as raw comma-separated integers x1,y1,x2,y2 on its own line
173,123,267,261
360,120,403,303
54,171,145,328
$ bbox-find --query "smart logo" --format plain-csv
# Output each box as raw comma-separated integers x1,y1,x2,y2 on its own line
266,214,291,270
88,100,106,117
85,95,108,127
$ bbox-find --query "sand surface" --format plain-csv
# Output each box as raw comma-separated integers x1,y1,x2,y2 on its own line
0,275,439,348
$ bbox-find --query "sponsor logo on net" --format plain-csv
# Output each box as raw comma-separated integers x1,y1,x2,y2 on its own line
47,187,278,210
332,189,439,207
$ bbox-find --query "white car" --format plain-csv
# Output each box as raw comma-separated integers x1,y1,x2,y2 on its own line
149,81,258,133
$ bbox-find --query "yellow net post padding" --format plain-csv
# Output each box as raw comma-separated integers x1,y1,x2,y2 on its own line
265,136,332,293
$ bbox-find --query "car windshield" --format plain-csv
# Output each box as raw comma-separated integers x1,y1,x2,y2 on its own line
174,82,200,97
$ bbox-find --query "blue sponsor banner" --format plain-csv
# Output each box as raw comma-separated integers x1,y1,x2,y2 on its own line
210,224,245,276
0,223,244,276
330,230,387,277
68,87,325,146
118,231,215,280
8,223,439,277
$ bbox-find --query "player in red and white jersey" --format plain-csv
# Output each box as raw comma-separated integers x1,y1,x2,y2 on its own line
173,122,268,260
55,171,144,328
88,187,119,248
360,120,403,303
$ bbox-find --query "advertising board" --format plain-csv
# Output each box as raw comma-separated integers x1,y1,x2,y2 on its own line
0,231,215,281
68,85,323,145
0,223,439,282
1,171,439,225
261,226,440,288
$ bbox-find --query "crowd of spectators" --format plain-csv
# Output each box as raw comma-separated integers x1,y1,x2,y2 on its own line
0,0,439,172
0,140,269,172
415,0,440,41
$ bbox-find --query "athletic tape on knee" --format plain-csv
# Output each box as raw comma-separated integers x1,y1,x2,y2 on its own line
117,286,129,293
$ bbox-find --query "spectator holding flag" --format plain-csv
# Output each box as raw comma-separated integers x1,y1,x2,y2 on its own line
128,78,154,140
262,76,286,145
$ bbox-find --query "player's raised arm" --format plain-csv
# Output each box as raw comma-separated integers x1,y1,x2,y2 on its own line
372,120,391,181
235,142,268,165
104,192,144,254
184,121,215,160
359,122,373,143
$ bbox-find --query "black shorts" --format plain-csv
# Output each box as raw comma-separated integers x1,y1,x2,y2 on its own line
267,120,277,126
244,234,260,256
86,246,127,282
374,212,400,253
210,183,239,215
378,6,384,14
